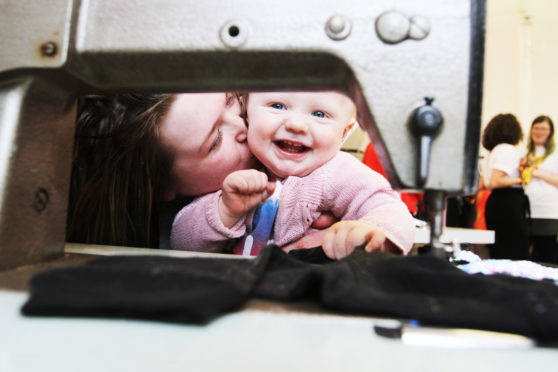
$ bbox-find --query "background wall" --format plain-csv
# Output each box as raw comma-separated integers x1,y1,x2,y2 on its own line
482,0,558,150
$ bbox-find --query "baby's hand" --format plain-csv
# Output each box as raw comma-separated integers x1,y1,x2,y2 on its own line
219,169,275,228
321,221,386,260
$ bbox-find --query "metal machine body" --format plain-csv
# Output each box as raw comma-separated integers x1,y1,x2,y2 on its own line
0,0,485,268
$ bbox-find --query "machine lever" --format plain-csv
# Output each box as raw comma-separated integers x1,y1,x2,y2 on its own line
410,97,443,186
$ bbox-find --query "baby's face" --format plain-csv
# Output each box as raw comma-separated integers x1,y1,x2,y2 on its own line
247,91,355,178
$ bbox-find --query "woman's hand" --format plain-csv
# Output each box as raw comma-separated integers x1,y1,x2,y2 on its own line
282,212,338,252
311,212,338,229
531,168,558,187
489,169,521,189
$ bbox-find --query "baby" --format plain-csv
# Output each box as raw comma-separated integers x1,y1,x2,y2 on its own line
171,91,414,259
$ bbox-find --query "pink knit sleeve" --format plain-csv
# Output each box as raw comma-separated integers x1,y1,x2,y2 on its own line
170,191,247,253
323,153,415,254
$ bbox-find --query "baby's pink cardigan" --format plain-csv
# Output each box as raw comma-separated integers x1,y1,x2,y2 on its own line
171,151,414,254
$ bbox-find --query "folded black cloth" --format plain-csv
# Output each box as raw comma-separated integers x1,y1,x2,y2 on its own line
22,245,558,343
22,248,271,324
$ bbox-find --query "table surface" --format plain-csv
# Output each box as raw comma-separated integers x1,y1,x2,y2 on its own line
1,242,556,372
413,226,495,245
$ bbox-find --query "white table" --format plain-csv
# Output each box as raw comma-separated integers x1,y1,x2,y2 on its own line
414,227,495,246
2,243,556,372
1,289,556,372
413,226,494,258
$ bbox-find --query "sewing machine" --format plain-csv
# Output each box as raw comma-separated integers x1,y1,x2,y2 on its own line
0,0,484,269
3,1,557,369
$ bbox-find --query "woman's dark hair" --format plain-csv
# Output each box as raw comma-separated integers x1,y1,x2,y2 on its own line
67,94,176,248
526,115,555,159
481,113,523,151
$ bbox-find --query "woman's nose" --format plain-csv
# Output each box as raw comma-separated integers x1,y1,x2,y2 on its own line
235,124,248,143
222,104,248,142
229,116,248,142
284,115,308,134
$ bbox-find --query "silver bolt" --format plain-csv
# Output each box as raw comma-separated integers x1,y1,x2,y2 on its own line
325,14,352,41
408,16,431,40
41,41,58,57
375,11,410,44
220,19,250,49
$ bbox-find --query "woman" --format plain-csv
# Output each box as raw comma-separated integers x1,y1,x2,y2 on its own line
480,113,530,260
67,93,257,248
522,115,558,263
67,92,332,249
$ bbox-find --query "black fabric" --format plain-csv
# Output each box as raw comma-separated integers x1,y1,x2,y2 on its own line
22,248,271,324
530,218,558,236
530,218,558,265
22,245,558,343
531,235,558,265
485,188,531,260
445,195,476,228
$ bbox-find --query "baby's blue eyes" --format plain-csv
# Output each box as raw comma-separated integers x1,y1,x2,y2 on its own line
269,103,328,119
312,111,326,118
270,103,285,110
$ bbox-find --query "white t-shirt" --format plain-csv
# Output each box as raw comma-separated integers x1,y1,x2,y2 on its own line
524,146,558,219
481,143,521,189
